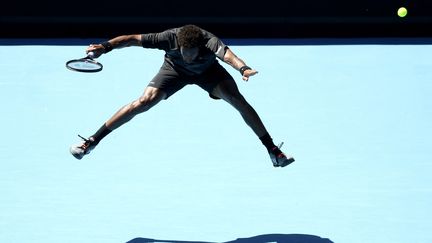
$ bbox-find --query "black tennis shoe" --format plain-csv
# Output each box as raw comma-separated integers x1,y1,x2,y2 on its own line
269,142,295,167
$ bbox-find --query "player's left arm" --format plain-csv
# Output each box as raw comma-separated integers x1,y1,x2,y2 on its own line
223,48,258,81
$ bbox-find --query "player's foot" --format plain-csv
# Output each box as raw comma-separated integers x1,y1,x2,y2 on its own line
70,135,96,160
269,142,295,167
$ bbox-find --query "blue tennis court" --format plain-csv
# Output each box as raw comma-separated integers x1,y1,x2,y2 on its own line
1,38,431,243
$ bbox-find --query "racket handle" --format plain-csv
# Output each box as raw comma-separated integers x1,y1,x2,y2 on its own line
87,51,95,58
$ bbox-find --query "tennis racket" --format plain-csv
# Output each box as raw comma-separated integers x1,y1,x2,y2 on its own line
66,52,103,73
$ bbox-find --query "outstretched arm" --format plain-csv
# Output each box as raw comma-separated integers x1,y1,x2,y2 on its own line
223,48,258,81
86,34,142,58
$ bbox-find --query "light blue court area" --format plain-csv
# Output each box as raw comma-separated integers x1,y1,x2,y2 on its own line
1,39,431,243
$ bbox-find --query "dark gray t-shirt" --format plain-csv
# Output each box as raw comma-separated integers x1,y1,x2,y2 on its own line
141,27,227,75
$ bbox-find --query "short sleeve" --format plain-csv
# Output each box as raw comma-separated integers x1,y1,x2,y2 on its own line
206,37,227,60
141,30,176,50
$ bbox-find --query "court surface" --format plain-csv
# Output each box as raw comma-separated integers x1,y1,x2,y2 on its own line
1,38,431,243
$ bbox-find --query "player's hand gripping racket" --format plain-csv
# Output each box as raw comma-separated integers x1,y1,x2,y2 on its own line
66,52,103,73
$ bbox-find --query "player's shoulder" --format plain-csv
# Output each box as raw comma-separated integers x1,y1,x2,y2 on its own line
157,28,177,39
141,28,177,49
200,27,217,39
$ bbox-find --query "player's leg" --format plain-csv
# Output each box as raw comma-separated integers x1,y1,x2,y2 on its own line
199,62,294,167
212,79,268,137
70,87,167,160
105,86,166,131
210,77,269,137
70,67,185,160
211,79,294,167
197,63,268,137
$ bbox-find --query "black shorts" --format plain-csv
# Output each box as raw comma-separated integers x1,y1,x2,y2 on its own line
148,61,234,99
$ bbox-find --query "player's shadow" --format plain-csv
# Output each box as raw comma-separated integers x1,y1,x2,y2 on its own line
126,233,334,243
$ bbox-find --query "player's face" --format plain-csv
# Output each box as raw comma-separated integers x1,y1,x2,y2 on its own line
180,47,199,63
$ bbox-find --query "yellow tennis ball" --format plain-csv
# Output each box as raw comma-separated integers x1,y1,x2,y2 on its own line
398,7,408,17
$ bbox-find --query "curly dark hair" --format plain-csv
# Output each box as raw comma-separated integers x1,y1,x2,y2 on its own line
177,25,204,48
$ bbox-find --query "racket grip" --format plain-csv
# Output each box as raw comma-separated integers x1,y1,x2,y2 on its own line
87,51,95,58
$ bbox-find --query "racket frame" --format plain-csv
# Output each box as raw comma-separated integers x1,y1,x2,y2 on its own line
66,57,103,73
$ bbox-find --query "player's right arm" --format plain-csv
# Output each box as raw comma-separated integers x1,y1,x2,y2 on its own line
223,48,258,81
86,34,142,57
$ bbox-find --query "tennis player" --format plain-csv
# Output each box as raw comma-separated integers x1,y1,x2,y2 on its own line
70,24,294,167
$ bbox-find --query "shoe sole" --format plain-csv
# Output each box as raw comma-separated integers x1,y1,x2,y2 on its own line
273,157,295,167
71,153,83,160
70,147,84,160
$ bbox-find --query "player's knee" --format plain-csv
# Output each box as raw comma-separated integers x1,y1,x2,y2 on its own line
134,91,163,113
133,96,152,113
